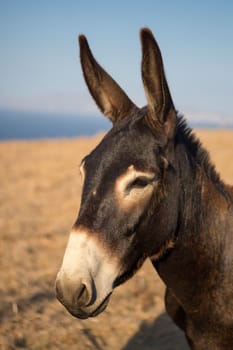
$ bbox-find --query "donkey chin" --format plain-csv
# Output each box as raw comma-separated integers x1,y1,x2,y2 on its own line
55,229,125,319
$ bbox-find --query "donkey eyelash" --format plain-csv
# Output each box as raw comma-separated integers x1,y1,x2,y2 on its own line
126,174,160,192
130,176,151,188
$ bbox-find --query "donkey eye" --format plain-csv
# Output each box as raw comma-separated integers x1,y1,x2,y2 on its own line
131,177,150,188
127,174,160,193
126,176,152,193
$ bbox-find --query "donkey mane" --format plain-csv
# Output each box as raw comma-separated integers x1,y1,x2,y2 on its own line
176,115,227,194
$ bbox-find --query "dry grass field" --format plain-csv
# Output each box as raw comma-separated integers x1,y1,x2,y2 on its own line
0,129,233,350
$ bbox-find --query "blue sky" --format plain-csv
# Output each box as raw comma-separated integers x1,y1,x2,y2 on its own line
0,0,233,125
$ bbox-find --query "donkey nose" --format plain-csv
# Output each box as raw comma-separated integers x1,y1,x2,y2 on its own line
55,274,92,309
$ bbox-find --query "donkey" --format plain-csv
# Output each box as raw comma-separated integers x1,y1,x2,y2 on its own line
56,28,233,349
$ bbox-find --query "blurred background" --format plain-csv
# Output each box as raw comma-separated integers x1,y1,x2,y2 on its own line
0,2,233,349
0,0,233,140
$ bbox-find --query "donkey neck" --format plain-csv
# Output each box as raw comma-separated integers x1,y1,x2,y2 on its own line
154,122,233,312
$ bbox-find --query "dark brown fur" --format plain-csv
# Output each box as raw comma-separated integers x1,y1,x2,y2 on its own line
56,28,233,349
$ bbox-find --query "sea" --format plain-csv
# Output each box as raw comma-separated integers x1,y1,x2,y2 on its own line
0,109,111,140
0,109,232,141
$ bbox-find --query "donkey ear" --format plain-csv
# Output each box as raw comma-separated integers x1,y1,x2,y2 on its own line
79,35,137,124
140,28,176,139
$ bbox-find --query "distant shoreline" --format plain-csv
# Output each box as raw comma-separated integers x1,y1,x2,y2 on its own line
0,109,232,141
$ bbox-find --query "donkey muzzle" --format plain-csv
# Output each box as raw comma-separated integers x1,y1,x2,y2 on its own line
55,272,93,318
55,229,119,318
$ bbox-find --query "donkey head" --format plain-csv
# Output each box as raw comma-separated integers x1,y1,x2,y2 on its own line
56,28,179,319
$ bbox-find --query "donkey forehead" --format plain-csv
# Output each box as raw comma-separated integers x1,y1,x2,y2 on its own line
82,144,157,185
82,117,159,175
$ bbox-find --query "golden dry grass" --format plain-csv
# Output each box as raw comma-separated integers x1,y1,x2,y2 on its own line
0,130,232,350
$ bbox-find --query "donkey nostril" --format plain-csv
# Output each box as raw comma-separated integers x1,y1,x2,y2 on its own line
76,283,89,306
56,274,93,309
77,284,86,300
